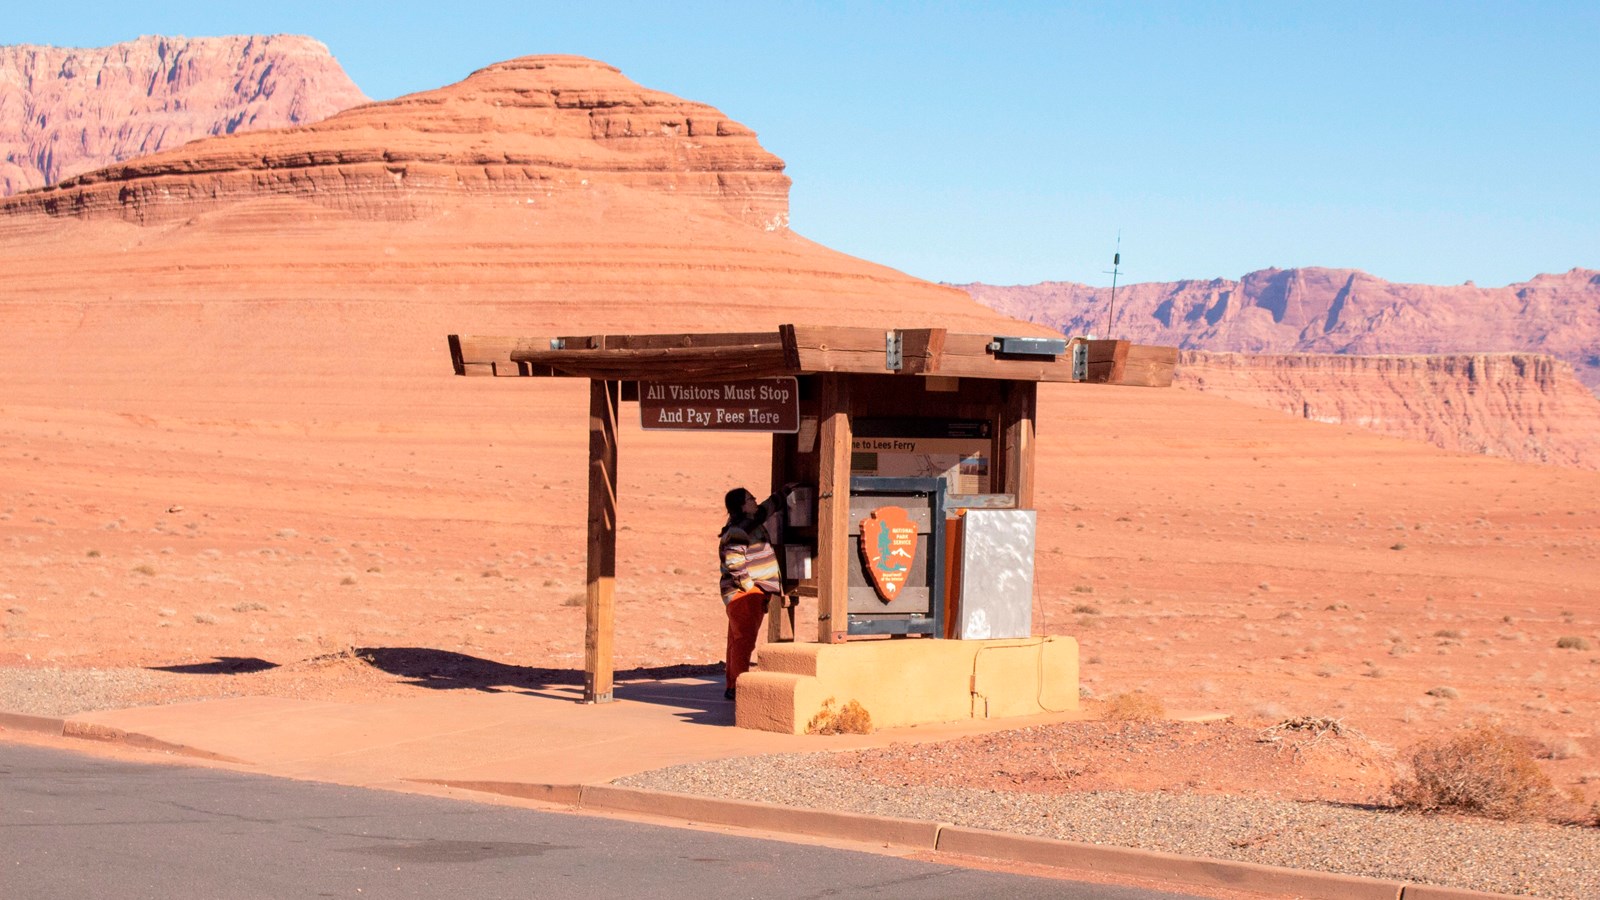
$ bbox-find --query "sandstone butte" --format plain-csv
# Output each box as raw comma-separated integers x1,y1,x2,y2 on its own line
0,34,368,196
1,54,1597,791
961,270,1600,470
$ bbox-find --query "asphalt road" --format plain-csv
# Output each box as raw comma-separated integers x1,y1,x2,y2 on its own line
0,741,1215,900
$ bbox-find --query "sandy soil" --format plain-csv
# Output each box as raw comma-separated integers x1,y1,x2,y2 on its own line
3,379,1597,822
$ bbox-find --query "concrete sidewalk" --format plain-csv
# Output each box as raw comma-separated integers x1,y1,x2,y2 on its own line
2,675,1078,787
0,676,1507,900
3,675,876,781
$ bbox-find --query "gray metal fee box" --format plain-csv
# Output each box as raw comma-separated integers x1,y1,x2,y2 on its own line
954,509,1036,640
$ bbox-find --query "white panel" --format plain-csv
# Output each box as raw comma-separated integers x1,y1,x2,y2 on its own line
956,509,1036,640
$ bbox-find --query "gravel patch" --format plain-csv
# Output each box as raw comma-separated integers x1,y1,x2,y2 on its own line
618,752,1600,899
0,667,180,717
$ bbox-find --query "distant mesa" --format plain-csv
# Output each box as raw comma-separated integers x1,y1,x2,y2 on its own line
961,269,1600,469
0,34,369,196
3,52,793,233
960,267,1600,394
1175,349,1600,470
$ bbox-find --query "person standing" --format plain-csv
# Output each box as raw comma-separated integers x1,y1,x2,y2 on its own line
718,486,782,701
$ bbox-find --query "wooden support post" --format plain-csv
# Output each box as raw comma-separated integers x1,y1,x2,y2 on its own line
584,379,620,703
1001,379,1039,626
816,373,852,644
768,432,795,643
1002,380,1037,509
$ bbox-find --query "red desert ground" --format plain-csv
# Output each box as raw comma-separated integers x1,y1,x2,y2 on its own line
2,50,1597,832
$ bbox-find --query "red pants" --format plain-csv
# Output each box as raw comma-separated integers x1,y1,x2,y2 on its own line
725,591,770,691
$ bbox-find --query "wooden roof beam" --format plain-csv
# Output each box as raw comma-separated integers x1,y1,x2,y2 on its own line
448,328,1176,387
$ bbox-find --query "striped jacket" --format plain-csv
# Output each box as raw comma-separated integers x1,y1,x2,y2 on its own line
718,503,782,604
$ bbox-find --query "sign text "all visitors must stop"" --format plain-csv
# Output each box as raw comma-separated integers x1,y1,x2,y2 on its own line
640,377,800,433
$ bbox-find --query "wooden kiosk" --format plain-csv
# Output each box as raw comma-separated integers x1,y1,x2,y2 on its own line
449,325,1174,732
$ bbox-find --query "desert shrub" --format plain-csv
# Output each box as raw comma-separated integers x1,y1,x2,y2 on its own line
1072,604,1102,615
1556,636,1591,651
1426,686,1460,699
132,564,156,576
563,592,586,607
806,697,872,735
1391,725,1557,821
1102,690,1164,722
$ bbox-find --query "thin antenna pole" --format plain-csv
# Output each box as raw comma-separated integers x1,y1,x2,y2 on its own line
1103,231,1123,337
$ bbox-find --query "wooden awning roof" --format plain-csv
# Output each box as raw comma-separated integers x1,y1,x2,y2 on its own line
448,325,1176,387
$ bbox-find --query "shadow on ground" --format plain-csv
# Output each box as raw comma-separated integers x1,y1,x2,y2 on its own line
352,647,736,725
148,657,279,675
143,648,736,725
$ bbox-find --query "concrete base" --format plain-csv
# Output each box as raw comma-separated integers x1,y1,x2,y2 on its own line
735,636,1078,733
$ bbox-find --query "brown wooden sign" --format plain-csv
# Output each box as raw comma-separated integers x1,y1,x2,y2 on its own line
640,377,799,432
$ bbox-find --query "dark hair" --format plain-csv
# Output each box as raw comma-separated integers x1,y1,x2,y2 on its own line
724,487,753,517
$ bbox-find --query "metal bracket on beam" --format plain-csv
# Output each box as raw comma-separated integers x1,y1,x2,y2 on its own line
885,330,903,371
1072,340,1088,381
988,336,1067,358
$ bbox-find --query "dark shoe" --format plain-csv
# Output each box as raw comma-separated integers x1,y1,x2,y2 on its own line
723,688,736,701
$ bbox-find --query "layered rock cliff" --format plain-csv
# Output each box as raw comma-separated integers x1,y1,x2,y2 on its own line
960,268,1600,393
1,52,1033,416
5,54,791,231
0,34,368,196
1177,350,1600,470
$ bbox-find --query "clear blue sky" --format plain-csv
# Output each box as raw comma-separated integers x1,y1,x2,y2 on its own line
12,2,1598,288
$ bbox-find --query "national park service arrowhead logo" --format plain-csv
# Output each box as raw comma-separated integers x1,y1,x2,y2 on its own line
859,505,918,602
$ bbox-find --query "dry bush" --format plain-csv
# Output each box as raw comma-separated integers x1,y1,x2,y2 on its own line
805,697,872,735
1102,690,1164,722
1556,635,1591,651
1391,725,1557,821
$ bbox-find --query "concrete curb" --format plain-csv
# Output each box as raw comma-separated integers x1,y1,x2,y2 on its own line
935,825,1399,900
1399,886,1525,900
441,780,1528,900
417,779,584,807
578,784,942,849
0,711,66,737
54,719,252,765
